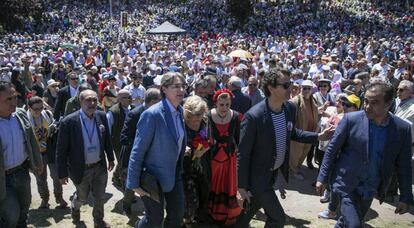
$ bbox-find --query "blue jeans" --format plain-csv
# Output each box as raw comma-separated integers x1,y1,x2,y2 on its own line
137,180,184,228
0,168,31,228
335,191,373,228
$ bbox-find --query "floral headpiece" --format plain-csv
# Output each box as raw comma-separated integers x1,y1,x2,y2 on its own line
212,88,234,104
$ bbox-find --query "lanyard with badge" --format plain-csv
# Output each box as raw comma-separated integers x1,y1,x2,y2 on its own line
81,115,97,154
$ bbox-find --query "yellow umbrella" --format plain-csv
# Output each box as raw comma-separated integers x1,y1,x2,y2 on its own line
228,49,254,59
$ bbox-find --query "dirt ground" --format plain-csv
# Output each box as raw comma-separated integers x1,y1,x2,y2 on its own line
27,161,414,228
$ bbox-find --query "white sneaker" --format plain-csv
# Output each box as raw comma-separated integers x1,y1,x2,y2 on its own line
318,209,336,219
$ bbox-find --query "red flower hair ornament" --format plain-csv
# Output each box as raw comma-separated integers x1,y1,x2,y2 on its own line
212,88,234,104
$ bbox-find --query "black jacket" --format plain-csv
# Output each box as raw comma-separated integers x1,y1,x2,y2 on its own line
237,99,318,194
56,110,114,185
119,105,146,168
53,86,71,120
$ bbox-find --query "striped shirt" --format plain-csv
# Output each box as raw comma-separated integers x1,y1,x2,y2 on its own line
271,110,287,170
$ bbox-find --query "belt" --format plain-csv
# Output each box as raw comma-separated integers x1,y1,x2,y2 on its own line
85,160,101,169
5,160,29,175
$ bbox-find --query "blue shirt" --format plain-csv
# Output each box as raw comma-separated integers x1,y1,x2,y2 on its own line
165,99,184,157
79,110,101,164
357,118,388,199
0,113,28,170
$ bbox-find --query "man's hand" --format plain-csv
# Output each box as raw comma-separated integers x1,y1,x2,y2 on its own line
133,187,150,197
395,202,409,214
318,125,335,141
59,177,69,185
108,161,115,171
315,181,326,196
237,188,251,209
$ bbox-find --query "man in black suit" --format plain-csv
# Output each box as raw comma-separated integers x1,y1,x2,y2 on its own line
53,72,79,120
236,68,333,227
228,76,251,114
119,88,161,216
56,89,115,228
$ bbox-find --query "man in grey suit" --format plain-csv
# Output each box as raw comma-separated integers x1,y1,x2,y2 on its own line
127,72,187,228
0,81,43,227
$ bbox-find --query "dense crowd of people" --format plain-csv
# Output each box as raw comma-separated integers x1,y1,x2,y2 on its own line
0,0,413,227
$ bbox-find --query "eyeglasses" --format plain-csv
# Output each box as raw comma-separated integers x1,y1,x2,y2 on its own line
169,84,188,90
70,78,78,81
274,81,292,90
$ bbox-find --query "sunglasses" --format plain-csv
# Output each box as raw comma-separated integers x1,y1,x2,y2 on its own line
70,78,78,81
120,96,132,99
319,84,329,88
275,81,292,89
248,83,257,87
302,87,312,91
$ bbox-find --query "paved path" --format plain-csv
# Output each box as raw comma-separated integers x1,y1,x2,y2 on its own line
28,160,414,227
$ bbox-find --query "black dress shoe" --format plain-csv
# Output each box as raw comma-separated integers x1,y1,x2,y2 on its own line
94,220,111,228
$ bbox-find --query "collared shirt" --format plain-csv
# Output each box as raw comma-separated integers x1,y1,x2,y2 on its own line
125,83,146,107
69,85,77,98
271,109,287,170
0,113,28,170
79,109,101,164
357,117,389,199
165,99,184,157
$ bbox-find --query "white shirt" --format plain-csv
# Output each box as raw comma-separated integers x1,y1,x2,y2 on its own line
79,110,101,164
125,83,146,106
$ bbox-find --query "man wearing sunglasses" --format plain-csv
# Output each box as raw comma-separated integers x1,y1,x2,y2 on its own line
237,68,334,227
53,72,79,120
242,76,265,106
289,80,319,180
106,89,134,189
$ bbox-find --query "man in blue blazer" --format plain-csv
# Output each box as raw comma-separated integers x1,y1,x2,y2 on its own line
316,80,413,227
126,72,187,228
237,68,333,227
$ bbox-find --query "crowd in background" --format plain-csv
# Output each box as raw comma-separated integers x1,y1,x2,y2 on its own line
0,0,413,227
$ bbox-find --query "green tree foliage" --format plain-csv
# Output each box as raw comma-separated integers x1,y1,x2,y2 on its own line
227,0,253,27
0,0,43,31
